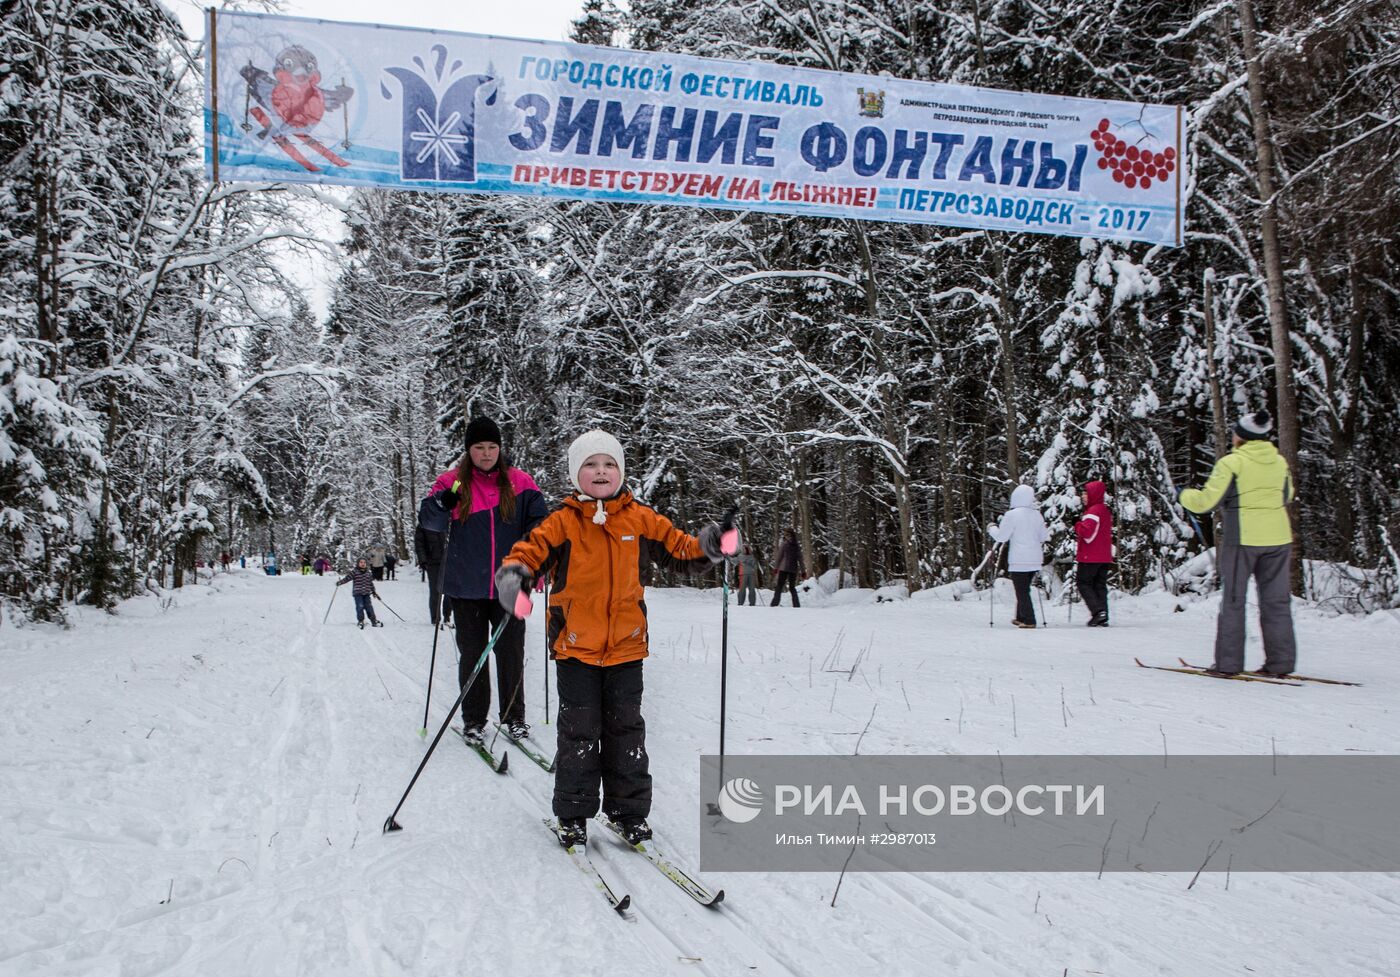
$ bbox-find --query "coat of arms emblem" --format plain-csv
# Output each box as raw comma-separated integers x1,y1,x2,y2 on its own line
857,88,885,118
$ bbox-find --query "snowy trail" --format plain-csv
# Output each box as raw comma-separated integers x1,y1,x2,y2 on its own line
3,569,1399,977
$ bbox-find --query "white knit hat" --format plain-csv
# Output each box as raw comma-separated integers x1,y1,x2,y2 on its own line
1234,409,1273,441
567,430,626,524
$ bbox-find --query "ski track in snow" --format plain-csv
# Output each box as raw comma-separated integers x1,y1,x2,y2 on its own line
2,570,1399,977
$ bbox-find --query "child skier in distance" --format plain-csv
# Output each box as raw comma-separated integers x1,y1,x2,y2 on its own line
987,484,1049,628
1074,481,1114,627
493,430,738,849
336,557,383,629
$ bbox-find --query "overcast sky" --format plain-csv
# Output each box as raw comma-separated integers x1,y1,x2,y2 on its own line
169,0,590,45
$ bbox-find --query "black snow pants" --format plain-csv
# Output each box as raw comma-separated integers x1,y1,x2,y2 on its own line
452,598,526,729
1076,563,1111,621
553,658,651,822
1010,571,1037,626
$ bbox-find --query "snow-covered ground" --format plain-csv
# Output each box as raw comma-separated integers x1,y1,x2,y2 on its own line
3,570,1399,977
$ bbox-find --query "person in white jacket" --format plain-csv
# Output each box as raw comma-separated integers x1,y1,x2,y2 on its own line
988,484,1049,628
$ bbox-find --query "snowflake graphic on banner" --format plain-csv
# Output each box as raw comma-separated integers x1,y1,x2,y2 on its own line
381,45,495,182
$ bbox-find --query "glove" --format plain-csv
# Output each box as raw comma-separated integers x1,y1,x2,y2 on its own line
986,523,997,537
699,508,741,563
495,563,535,618
438,488,459,510
699,522,740,562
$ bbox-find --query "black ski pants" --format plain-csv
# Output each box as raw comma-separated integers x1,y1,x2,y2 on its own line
770,571,801,607
1076,563,1111,621
452,598,526,729
553,658,651,822
1010,571,1037,625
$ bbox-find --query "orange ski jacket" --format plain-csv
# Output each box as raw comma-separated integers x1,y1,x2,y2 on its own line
501,491,712,666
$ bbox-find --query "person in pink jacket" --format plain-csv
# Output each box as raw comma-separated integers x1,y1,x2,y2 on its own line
1073,480,1114,627
427,418,549,743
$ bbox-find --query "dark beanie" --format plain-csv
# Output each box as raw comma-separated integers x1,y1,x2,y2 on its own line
1234,410,1273,441
465,416,502,447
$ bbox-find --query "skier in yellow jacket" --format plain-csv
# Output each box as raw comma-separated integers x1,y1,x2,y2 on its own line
1179,410,1296,676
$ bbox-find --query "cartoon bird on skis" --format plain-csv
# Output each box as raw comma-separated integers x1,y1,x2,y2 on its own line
239,45,354,172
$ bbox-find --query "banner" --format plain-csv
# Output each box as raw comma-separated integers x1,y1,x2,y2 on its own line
205,11,1185,247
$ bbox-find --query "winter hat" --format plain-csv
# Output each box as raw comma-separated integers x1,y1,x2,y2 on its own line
465,416,503,448
1010,484,1037,509
567,429,626,524
1234,410,1273,442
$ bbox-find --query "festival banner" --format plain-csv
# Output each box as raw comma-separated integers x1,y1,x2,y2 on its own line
205,10,1186,247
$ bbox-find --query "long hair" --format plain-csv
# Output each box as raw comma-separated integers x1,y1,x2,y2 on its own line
455,453,517,523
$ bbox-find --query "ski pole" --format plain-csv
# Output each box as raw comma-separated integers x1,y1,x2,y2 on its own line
708,509,738,815
384,616,511,834
1067,564,1076,624
374,593,406,622
988,543,1003,628
322,584,340,624
1035,570,1048,628
421,519,455,737
543,577,551,725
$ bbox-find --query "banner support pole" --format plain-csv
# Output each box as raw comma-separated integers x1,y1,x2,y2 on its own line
208,7,221,184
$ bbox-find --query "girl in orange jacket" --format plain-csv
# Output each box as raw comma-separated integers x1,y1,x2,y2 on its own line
493,430,735,848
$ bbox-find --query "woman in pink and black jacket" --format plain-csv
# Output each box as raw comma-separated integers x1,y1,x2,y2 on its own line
1073,480,1114,627
429,417,549,742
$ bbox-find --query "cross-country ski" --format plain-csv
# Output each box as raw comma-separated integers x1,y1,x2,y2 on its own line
1134,657,1303,686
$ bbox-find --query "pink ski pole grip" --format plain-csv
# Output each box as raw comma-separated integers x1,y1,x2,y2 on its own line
513,591,534,619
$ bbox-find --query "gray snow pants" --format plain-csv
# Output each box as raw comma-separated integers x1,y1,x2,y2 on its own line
1214,543,1296,674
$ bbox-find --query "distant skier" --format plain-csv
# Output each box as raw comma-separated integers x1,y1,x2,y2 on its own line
300,553,312,575
414,493,451,627
987,484,1049,628
336,557,383,629
1074,480,1114,627
369,544,387,581
429,417,548,744
1178,410,1296,677
385,552,398,580
493,429,737,848
735,543,762,606
769,528,803,607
